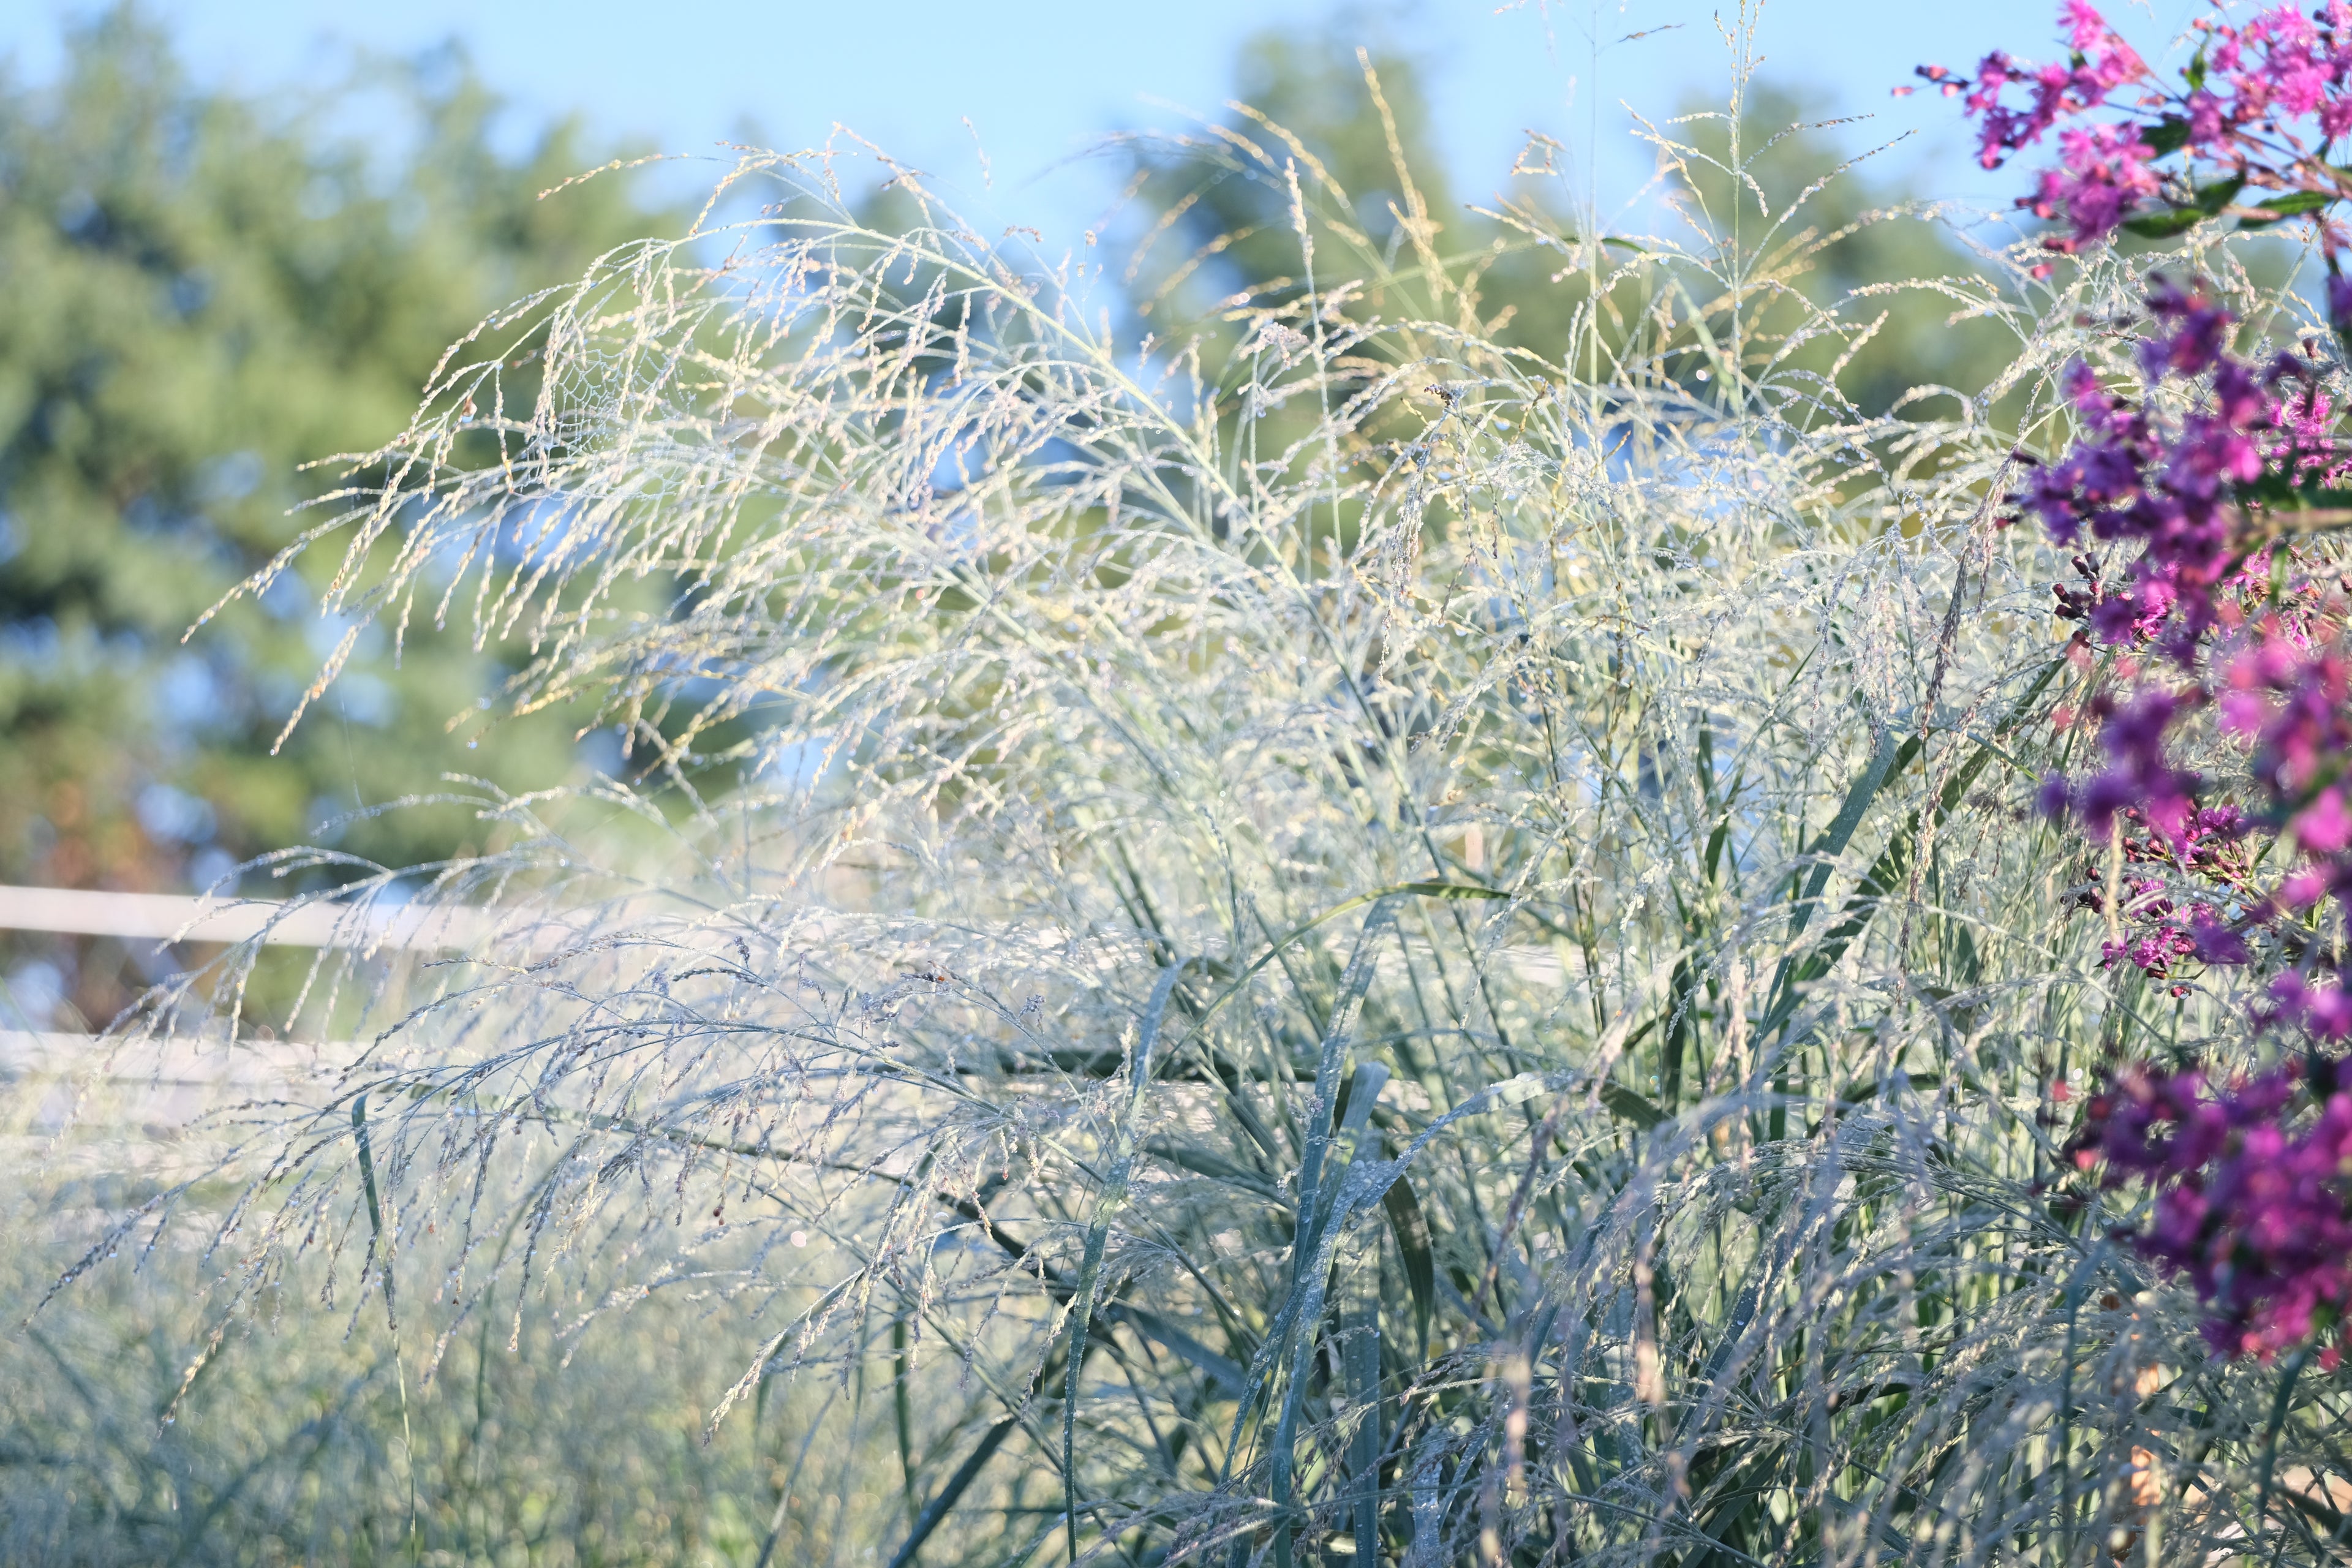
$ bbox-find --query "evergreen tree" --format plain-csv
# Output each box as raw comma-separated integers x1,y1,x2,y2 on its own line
0,9,671,1026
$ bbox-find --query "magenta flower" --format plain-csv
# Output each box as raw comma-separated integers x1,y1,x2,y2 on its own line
1929,2,2352,258
2031,125,2161,250
2074,1063,2352,1361
1943,0,2352,1365
2329,276,2352,331
2272,974,2352,1041
2293,789,2352,854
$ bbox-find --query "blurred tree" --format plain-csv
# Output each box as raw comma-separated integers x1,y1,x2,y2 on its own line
1122,23,2016,420
1660,83,2019,420
0,7,671,1027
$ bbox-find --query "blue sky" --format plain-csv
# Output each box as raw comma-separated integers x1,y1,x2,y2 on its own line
7,1,2203,243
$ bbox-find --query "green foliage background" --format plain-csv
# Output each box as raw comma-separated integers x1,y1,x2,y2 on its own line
0,10,671,1027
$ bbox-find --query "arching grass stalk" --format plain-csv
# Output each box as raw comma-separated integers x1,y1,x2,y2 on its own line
25,93,2352,1566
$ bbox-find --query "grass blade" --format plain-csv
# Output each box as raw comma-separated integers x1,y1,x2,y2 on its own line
884,1416,1018,1568
1382,1176,1436,1362
1060,956,1194,1564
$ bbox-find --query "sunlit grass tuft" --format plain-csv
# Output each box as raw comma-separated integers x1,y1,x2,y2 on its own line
11,63,2351,1567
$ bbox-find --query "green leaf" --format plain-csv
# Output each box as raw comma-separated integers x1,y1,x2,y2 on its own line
893,1315,918,1529
2243,472,2352,509
2141,115,2192,155
2194,176,2245,216
351,1095,396,1332
1661,952,1697,1110
1292,934,1393,1278
1763,724,1907,1033
1600,1081,1668,1130
1310,1064,1390,1242
2240,189,2333,226
2255,1344,2314,1536
2120,207,2204,239
1343,1289,1382,1566
1142,1140,1284,1202
1267,913,1393,1568
1178,881,1502,1052
1393,880,1510,900
1758,658,2064,1046
1682,1438,1787,1568
1060,957,1194,1566
882,1417,1017,1568
1381,1175,1437,1359
1107,1306,1247,1395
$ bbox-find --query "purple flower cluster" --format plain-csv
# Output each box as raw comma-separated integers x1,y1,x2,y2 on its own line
1902,2,2149,180
2027,331,2352,1346
2203,4,2352,135
2020,282,2294,662
2027,126,2161,251
2027,307,2352,1044
1916,2,2352,265
2224,626,2352,1038
1936,5,2352,1360
2065,686,2208,846
2022,285,2334,873
2065,802,2254,982
2071,1061,2352,1365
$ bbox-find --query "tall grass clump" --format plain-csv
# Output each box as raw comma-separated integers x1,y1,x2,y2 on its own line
13,50,2352,1567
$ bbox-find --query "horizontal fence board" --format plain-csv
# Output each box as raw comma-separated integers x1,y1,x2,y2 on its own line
0,884,492,949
